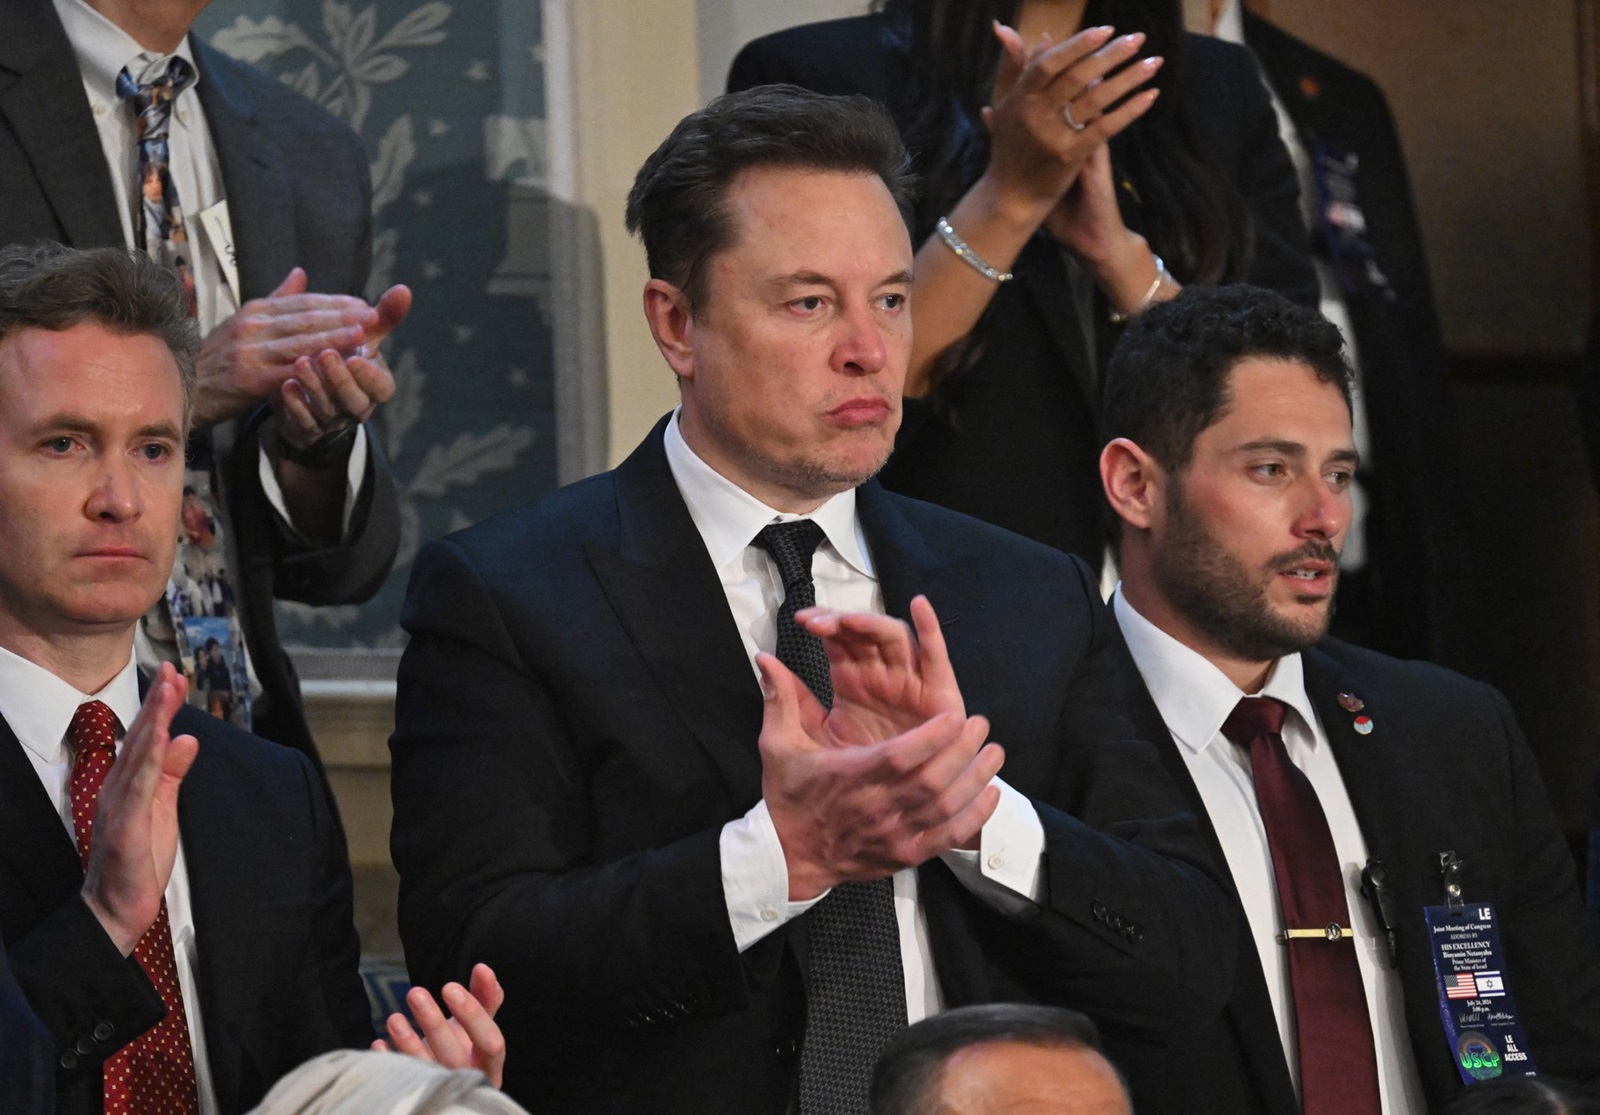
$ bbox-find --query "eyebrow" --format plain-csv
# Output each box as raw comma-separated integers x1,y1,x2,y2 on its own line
1234,438,1361,467
30,415,183,442
771,269,915,290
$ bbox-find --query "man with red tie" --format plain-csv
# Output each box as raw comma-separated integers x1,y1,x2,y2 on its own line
1096,284,1600,1113
0,242,500,1115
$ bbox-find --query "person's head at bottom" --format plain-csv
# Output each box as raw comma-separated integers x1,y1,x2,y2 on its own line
869,1003,1133,1115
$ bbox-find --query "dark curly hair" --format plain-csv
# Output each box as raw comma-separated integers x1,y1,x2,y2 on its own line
1101,283,1350,472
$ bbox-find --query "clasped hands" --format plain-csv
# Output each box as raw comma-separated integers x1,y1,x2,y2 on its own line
79,665,508,1087
759,596,1005,902
195,267,412,450
983,20,1166,301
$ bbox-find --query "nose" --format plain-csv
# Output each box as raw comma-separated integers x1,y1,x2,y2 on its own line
833,299,887,377
85,455,140,522
1293,475,1349,542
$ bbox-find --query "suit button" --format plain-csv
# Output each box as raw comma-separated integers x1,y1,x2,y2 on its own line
1128,924,1143,943
75,1038,96,1055
1091,901,1107,921
60,1050,79,1070
93,1022,115,1042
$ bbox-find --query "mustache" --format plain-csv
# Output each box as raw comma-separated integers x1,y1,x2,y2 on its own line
1268,540,1340,573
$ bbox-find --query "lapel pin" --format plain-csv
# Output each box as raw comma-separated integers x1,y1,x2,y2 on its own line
1299,74,1321,100
1353,714,1373,735
1337,691,1364,712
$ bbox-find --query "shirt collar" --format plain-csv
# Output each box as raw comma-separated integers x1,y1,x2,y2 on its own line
1213,0,1245,44
0,644,141,765
1112,587,1317,755
663,409,874,578
54,0,201,98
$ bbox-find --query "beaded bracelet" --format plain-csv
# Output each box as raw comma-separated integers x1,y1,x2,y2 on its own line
936,217,1013,283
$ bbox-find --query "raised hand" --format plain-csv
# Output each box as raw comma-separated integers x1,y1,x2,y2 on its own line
80,664,200,956
373,962,507,1088
758,653,1003,900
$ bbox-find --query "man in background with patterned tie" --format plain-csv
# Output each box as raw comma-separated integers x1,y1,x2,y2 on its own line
1097,284,1600,1113
0,0,403,763
390,85,1233,1115
0,243,503,1115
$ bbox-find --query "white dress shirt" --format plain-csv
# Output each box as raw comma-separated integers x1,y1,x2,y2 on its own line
1113,590,1426,1114
54,0,371,685
0,646,220,1115
663,412,1044,1022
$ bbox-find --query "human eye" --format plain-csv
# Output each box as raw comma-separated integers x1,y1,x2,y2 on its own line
40,435,78,456
1248,461,1287,480
1325,467,1354,490
790,294,828,314
138,441,176,463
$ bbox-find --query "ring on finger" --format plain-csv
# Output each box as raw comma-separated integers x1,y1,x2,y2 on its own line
1061,101,1087,131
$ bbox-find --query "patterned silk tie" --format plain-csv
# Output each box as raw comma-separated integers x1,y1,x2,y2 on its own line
69,701,199,1115
119,58,253,730
753,521,907,1114
117,58,198,318
1222,697,1381,1115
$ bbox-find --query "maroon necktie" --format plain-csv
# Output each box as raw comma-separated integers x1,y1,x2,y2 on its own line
69,701,199,1115
1222,696,1381,1115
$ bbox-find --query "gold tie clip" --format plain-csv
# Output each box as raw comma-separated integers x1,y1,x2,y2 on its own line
1279,924,1352,943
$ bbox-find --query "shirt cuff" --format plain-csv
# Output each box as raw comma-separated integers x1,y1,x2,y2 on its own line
721,799,826,952
258,424,370,539
940,778,1045,908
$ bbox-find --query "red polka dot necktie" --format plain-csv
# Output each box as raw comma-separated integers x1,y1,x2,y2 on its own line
1222,697,1381,1115
69,700,199,1115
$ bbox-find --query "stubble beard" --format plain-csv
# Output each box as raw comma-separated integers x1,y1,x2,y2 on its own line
1154,484,1338,663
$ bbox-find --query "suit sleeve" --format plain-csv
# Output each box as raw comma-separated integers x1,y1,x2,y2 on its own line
7,893,166,1089
1020,562,1237,1032
0,935,53,1115
390,538,758,1035
225,408,401,607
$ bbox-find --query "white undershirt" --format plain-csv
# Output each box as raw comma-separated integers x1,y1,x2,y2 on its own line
0,646,219,1115
663,411,1044,1022
1114,589,1425,1114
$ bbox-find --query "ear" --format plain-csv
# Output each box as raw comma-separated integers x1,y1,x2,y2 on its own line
1100,437,1163,531
642,279,696,381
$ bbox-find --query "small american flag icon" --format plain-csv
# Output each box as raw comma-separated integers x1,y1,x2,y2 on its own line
1446,973,1477,1000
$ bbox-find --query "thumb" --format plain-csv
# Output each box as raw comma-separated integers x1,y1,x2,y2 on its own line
756,653,820,748
369,284,413,344
990,21,1026,101
270,266,308,297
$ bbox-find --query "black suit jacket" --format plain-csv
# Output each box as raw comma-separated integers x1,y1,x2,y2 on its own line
1240,12,1461,662
1112,629,1600,1113
0,934,53,1115
390,419,1235,1114
0,0,401,759
729,15,1317,564
0,702,372,1115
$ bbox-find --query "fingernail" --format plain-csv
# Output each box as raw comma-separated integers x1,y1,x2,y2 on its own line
443,983,466,1004
1143,56,1165,70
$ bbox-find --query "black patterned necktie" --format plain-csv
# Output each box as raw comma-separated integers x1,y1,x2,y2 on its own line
752,520,907,1114
1222,697,1381,1115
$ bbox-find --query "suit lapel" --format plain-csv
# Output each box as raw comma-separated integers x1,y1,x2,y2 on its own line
855,481,965,629
1301,648,1401,868
193,39,291,301
0,0,124,249
0,714,83,937
585,424,766,805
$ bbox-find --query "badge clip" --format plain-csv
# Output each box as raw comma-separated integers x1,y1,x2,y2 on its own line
1439,850,1465,912
1361,857,1399,968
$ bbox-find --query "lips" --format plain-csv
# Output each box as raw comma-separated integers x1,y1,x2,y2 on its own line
826,395,893,427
